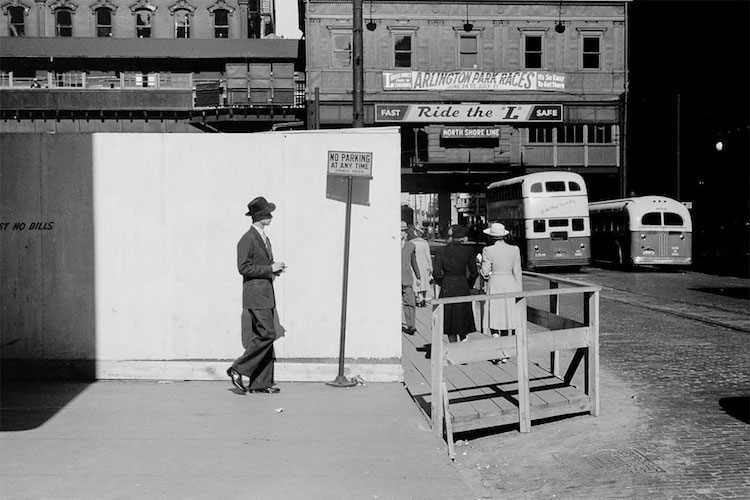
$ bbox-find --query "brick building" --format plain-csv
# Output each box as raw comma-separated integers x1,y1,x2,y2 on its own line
300,0,629,226
0,0,305,132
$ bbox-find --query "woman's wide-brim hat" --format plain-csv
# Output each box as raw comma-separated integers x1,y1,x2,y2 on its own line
245,196,276,217
483,222,510,238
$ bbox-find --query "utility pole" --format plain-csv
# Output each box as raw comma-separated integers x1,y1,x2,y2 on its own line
352,0,364,127
676,93,681,201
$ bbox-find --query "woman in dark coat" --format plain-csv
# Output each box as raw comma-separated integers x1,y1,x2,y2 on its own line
433,225,478,342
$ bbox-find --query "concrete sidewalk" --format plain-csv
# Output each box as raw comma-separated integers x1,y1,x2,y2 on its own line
0,380,474,500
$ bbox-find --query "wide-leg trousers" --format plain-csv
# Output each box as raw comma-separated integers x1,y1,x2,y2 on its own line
232,308,276,390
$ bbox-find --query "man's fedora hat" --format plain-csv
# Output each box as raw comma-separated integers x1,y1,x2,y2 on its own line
450,225,469,239
245,196,276,217
483,222,510,238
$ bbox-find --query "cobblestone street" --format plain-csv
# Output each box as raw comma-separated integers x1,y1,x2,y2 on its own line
453,269,750,499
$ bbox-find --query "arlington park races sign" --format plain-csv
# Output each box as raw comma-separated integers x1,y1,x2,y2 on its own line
382,70,566,91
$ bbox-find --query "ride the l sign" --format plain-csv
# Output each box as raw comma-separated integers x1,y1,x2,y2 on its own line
327,150,373,178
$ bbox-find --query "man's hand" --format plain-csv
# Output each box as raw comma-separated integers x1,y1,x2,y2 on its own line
272,262,287,274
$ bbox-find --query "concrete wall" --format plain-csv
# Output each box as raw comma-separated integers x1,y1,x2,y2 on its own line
0,129,403,381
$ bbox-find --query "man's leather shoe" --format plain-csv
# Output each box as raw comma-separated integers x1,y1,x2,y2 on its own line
249,387,281,394
226,367,245,393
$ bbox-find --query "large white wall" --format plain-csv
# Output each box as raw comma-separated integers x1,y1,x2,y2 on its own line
1,129,403,381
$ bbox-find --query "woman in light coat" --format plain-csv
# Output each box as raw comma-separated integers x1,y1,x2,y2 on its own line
480,223,523,347
409,226,433,306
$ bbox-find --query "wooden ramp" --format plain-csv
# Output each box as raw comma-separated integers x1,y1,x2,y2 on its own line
402,273,600,458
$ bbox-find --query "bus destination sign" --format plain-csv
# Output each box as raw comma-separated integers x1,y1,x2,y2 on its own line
327,150,373,177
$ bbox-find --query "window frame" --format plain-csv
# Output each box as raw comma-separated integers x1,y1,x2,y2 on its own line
95,7,113,37
173,8,191,38
331,30,353,68
458,33,479,69
392,30,413,69
55,8,73,37
523,33,544,69
134,9,152,38
7,5,26,37
578,29,605,70
213,8,229,38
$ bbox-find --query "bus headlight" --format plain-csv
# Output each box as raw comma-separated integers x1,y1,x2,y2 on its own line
534,245,539,251
580,243,586,249
680,234,685,240
641,234,646,239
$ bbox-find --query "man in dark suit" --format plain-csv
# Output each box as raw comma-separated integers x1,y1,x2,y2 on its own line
227,196,286,394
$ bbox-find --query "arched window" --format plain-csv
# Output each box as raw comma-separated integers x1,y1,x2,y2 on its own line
7,5,25,36
174,9,189,38
55,8,73,36
213,8,228,38
95,7,112,36
134,9,150,37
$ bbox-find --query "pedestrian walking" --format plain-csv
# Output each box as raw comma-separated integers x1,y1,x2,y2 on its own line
433,225,477,343
480,222,522,362
227,196,286,394
401,221,421,335
409,226,433,306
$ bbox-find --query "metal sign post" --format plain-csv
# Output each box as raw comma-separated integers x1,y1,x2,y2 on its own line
326,150,373,388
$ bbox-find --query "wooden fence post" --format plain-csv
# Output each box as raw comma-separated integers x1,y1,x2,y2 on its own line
549,281,560,377
431,303,444,437
516,296,531,433
585,291,600,416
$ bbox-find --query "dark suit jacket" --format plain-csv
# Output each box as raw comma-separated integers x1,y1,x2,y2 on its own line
434,241,478,297
237,225,276,310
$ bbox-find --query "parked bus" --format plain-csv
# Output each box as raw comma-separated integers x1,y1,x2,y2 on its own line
486,171,591,269
588,196,692,267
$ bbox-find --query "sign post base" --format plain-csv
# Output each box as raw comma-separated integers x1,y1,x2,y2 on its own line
326,375,358,388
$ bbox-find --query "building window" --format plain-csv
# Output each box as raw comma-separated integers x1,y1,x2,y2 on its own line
8,6,25,36
213,8,228,38
135,10,151,37
174,9,190,38
557,125,583,143
393,33,412,68
332,32,352,68
588,125,612,143
248,0,260,38
55,8,73,37
528,126,553,143
96,8,112,37
458,34,478,69
524,34,543,69
582,34,601,69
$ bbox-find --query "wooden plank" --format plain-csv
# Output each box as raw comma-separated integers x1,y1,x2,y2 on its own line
549,281,561,377
527,327,590,355
430,304,443,437
444,336,516,365
527,306,584,330
444,365,497,424
431,286,601,306
442,382,455,460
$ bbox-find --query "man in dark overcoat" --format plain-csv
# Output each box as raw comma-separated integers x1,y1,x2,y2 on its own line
227,196,286,394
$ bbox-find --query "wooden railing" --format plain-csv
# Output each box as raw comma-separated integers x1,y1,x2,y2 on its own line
429,271,600,457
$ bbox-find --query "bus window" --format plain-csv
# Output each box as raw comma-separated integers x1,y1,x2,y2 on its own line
545,181,566,192
549,219,568,227
568,182,582,191
642,212,662,225
530,182,542,193
664,212,684,225
572,218,584,231
533,219,545,232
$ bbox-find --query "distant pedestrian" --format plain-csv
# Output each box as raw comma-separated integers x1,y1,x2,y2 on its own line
227,196,286,394
409,226,433,307
434,225,477,343
401,221,421,335
480,223,522,362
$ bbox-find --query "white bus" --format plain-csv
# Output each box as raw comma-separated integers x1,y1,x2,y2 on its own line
588,195,692,267
486,171,591,269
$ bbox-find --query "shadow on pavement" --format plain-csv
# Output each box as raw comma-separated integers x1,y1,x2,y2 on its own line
719,396,750,424
1,380,92,432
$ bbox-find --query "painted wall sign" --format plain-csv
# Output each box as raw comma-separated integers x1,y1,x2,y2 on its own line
327,150,373,177
441,127,500,139
382,70,566,91
375,104,562,123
